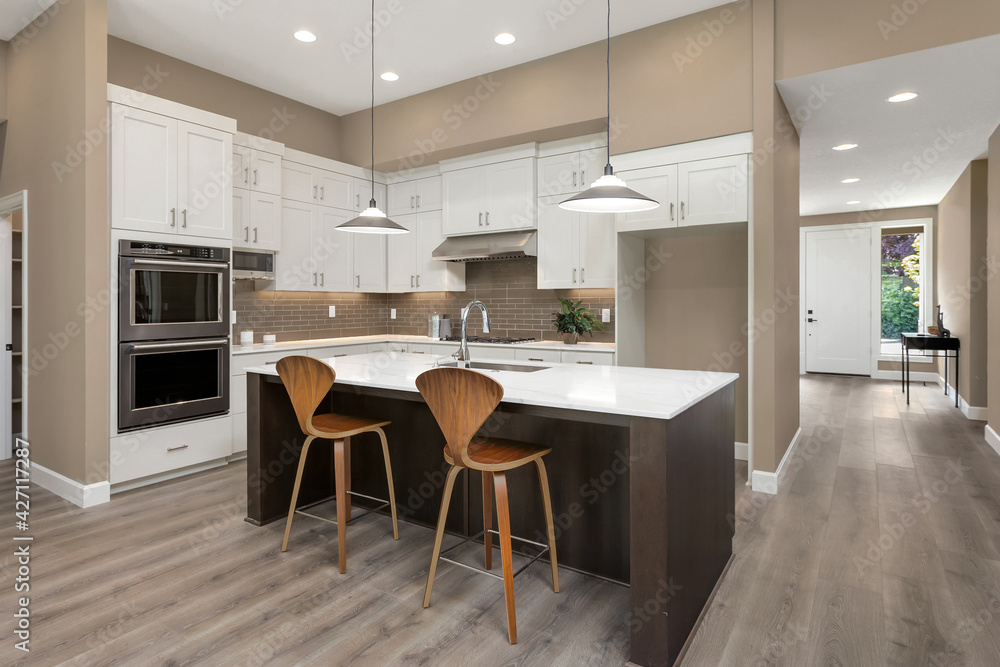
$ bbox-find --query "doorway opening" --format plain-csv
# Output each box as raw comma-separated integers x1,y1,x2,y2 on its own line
0,191,27,461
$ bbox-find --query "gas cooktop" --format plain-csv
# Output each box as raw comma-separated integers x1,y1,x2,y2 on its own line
440,336,536,345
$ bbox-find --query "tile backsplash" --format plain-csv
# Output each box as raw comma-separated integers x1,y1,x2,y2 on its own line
234,258,615,343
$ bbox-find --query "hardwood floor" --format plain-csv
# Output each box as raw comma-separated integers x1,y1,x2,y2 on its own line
2,375,999,665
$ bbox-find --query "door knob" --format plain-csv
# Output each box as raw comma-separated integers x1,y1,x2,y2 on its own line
807,318,819,323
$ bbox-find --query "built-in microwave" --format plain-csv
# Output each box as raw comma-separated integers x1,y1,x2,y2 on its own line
233,250,275,281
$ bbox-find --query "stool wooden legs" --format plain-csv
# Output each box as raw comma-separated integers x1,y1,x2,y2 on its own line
535,458,560,593
281,435,316,553
375,427,399,540
424,465,461,608
493,471,518,644
334,438,348,573
483,470,493,570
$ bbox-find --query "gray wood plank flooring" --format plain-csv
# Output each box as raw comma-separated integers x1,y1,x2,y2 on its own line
3,374,1000,665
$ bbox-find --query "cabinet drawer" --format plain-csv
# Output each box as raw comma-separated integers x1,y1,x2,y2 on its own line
232,415,247,455
367,342,390,354
513,348,561,363
468,345,516,361
385,342,409,355
407,342,444,355
231,375,247,414
232,350,301,375
308,344,371,360
560,351,613,366
110,416,232,484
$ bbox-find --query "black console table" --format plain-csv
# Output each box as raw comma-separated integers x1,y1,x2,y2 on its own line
900,333,960,407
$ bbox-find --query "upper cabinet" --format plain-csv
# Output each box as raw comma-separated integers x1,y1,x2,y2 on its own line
282,161,354,209
353,178,387,213
111,103,232,240
536,148,605,198
233,145,281,196
387,209,465,293
387,176,442,217
536,195,615,289
233,190,281,251
615,164,679,233
442,157,536,236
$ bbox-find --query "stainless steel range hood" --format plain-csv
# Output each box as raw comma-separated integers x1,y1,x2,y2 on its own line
431,231,537,262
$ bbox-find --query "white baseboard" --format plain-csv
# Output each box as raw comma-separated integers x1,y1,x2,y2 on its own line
871,369,940,382
33,463,110,508
937,376,988,421
986,424,1000,458
752,427,802,495
735,442,749,461
111,458,228,494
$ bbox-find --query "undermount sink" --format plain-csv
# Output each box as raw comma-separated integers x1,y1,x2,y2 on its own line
439,361,550,373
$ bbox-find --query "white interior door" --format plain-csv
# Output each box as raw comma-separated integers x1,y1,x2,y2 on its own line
805,228,872,375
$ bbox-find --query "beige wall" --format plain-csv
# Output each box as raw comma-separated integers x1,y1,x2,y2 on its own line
0,39,8,120
107,37,342,161
776,0,1000,80
936,161,989,408
0,0,109,484
340,2,754,171
989,127,1000,433
644,229,749,443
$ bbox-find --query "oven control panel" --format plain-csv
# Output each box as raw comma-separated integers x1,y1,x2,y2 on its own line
120,240,229,261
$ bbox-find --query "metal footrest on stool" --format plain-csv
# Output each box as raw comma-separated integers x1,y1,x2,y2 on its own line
439,530,551,581
295,490,392,527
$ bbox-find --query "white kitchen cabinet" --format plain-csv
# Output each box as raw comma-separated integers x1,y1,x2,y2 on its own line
110,415,232,484
561,350,614,366
353,232,387,292
315,207,355,291
677,155,748,227
232,145,251,190
513,348,561,363
316,170,353,209
275,199,317,291
111,104,232,239
281,161,316,203
388,210,466,293
308,344,370,359
615,164,679,233
388,175,442,216
281,161,354,209
233,146,282,196
536,196,615,289
353,178,387,212
234,191,281,251
442,158,535,236
537,149,604,197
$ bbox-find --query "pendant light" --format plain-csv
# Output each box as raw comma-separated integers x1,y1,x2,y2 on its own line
338,0,408,234
560,0,659,214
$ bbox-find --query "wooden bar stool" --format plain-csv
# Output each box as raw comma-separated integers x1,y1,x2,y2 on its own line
276,356,399,573
416,367,559,644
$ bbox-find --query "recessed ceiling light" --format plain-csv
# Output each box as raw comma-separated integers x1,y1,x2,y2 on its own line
846,200,862,205
495,32,516,45
887,91,919,103
380,72,399,82
842,178,860,184
833,143,858,151
294,30,317,43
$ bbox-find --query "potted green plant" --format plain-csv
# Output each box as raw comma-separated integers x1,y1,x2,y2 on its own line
552,297,604,344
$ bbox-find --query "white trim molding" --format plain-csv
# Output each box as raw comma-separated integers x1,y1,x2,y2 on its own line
735,442,749,461
752,427,802,495
871,369,940,383
938,376,988,421
32,463,110,508
986,424,1000,458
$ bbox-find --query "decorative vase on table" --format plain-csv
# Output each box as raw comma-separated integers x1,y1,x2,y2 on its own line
552,298,604,345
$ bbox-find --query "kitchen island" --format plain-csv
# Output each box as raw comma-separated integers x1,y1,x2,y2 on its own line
244,352,736,667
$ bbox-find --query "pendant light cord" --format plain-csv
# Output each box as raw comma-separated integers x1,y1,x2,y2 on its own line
606,0,611,168
370,0,376,200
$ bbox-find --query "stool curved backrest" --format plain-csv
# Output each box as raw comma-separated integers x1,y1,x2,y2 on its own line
415,367,504,468
276,356,336,436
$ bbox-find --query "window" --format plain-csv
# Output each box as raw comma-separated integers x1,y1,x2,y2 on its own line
880,230,923,355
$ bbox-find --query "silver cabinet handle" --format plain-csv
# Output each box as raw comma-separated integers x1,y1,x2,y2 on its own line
244,226,249,242
485,211,490,226
333,354,348,358
244,167,249,185
356,193,360,208
681,201,685,220
320,186,325,201
410,275,414,288
167,444,189,452
253,227,258,243
572,171,577,187
528,357,544,362
411,195,415,209
670,202,675,221
581,267,585,283
416,275,420,288
411,350,425,354
320,272,324,287
253,169,258,186
416,195,421,208
581,169,586,184
182,209,188,227
479,212,483,227
576,360,594,365
313,273,318,286
170,207,176,227
356,275,360,288
313,185,318,199
572,268,577,284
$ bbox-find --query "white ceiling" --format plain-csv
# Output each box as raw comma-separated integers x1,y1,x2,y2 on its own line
778,36,1000,217
106,0,731,116
0,0,59,41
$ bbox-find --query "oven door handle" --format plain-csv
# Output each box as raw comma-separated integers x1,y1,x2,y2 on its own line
130,259,230,270
128,338,229,351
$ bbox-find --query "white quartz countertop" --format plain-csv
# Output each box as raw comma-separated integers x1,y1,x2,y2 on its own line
232,334,615,355
246,352,736,421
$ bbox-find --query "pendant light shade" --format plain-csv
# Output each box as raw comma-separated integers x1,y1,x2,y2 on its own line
338,0,409,235
559,0,658,214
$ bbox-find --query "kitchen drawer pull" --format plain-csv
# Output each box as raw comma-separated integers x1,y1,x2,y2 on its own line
264,361,279,365
320,186,326,200
416,195,421,208
581,169,586,183
355,275,360,288
333,354,348,358
680,201,685,220
670,202,675,221
313,185,318,199
244,226,249,242
485,211,490,226
581,267,585,283
313,272,318,286
253,227,258,243
411,195,415,209
253,169,259,185
416,275,420,288
572,171,577,187
410,275,415,288
170,207,176,227
479,212,483,227
528,357,544,362
244,167,249,185
320,272,325,287
182,209,188,227
572,268,577,284
356,193,360,208
576,360,594,365
411,350,425,354
167,444,189,452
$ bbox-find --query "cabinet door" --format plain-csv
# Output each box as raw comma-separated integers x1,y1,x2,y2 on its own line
354,232,387,292
276,200,317,291
678,155,748,227
579,211,617,288
578,146,606,192
388,181,417,217
415,175,442,211
415,209,464,291
282,162,316,203
536,196,579,289
249,192,282,251
177,121,232,239
442,167,486,236
315,207,355,291
615,164,678,233
111,105,178,233
232,145,251,189
387,213,417,292
251,150,282,196
537,153,580,197
316,169,353,209
232,188,251,248
487,158,535,232
355,179,387,212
